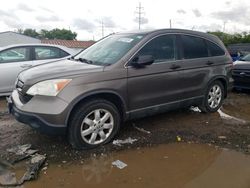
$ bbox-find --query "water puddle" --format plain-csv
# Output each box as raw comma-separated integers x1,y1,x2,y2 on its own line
3,143,249,188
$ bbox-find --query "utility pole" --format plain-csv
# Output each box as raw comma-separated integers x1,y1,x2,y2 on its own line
135,2,144,30
101,20,104,38
169,19,172,29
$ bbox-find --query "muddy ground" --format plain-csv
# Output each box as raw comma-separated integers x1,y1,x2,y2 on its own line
0,91,250,187
1,91,250,161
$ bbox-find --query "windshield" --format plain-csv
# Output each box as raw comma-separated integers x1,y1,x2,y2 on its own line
241,54,250,61
74,34,145,65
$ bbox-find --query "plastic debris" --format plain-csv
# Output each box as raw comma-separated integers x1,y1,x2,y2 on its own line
133,124,151,134
177,136,182,142
7,144,32,155
7,144,38,164
113,137,138,146
218,136,227,139
112,160,127,169
190,106,201,113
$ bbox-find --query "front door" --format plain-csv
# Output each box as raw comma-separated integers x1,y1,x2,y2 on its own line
127,34,183,113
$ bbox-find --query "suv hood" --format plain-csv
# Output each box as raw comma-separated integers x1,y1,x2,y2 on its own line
19,59,104,83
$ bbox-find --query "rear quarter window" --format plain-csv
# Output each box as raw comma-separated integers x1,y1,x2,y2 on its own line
181,35,209,59
59,49,70,58
206,41,225,56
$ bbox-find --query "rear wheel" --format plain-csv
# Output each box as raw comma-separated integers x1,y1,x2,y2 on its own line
68,99,120,149
199,81,224,113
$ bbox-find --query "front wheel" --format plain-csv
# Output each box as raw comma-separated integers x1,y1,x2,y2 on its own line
68,99,121,149
199,81,225,113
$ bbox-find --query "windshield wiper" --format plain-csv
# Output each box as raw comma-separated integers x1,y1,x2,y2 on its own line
76,58,93,64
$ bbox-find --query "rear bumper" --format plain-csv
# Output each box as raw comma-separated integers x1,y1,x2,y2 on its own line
8,90,67,135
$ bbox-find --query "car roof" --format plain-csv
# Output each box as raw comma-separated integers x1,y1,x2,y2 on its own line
118,28,220,43
0,43,77,55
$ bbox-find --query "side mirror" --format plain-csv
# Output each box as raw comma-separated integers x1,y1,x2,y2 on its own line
131,55,154,68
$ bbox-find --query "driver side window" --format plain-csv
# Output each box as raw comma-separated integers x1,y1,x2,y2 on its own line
137,35,177,63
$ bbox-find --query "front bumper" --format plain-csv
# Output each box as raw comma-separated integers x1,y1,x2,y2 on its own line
8,90,68,135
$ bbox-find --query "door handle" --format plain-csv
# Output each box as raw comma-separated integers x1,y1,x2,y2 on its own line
170,64,181,70
21,64,32,68
206,61,214,65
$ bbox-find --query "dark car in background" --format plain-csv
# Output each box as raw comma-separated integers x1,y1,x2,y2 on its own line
232,54,250,90
8,29,233,149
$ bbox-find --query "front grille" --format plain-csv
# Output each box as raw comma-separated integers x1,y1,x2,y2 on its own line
16,79,33,104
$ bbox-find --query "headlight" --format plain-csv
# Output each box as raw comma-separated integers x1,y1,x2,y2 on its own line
26,79,71,96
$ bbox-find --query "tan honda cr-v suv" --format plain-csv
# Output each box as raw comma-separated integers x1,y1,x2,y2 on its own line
8,29,233,149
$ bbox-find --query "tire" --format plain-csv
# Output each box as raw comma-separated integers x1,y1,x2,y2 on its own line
68,99,121,149
199,81,225,113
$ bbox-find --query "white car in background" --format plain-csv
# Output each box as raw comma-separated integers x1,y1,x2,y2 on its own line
0,44,77,96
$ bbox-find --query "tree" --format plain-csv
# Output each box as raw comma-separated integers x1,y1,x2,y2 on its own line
40,29,77,40
20,28,77,40
208,31,250,46
22,29,39,38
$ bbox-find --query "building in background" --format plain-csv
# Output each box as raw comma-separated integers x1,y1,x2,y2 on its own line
0,31,95,52
0,31,40,47
41,39,95,52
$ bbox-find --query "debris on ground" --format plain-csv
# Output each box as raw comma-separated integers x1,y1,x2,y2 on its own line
18,154,46,185
112,160,127,169
177,136,182,142
7,144,38,164
7,144,32,155
218,136,227,139
0,145,46,187
190,106,201,113
112,137,138,146
0,159,13,171
217,109,247,124
133,123,151,134
0,171,17,187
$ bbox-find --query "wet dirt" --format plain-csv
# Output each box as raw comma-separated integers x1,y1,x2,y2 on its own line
1,91,250,187
3,143,250,188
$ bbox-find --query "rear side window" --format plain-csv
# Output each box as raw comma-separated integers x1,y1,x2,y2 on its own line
206,41,225,56
181,35,208,59
34,47,69,60
0,47,30,63
60,50,70,57
137,35,177,63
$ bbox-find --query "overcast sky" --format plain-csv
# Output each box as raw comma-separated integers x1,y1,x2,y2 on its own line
1,0,250,40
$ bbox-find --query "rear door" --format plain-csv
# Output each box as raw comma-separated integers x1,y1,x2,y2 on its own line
175,34,211,99
0,47,32,94
127,34,183,112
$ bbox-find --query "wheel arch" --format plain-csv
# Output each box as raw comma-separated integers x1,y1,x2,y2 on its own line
207,76,228,98
65,90,127,127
